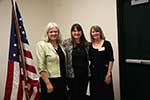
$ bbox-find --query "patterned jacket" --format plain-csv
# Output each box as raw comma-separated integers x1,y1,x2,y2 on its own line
63,38,91,78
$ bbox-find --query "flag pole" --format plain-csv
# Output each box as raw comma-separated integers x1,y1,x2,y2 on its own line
11,0,29,99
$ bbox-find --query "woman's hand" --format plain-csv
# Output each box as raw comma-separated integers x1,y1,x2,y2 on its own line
40,71,54,93
46,82,54,93
104,73,111,85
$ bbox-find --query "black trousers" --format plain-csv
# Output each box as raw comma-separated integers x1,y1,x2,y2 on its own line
67,77,89,100
40,77,68,100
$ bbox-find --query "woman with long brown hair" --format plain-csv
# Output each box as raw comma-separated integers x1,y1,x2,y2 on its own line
63,23,90,100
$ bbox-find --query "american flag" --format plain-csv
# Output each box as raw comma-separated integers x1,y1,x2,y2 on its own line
4,1,40,100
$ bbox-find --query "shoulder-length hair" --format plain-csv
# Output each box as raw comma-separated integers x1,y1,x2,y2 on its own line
71,23,88,47
90,25,105,42
44,22,62,43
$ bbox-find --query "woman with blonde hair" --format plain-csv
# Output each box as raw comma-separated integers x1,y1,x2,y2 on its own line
36,22,67,100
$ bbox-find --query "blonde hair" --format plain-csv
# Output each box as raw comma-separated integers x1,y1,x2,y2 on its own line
44,22,62,43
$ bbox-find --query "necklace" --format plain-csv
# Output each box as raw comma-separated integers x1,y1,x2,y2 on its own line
93,39,104,49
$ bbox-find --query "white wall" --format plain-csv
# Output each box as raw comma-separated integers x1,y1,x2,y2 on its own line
0,0,120,100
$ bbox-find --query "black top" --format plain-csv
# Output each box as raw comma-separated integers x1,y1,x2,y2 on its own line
89,40,114,77
89,40,114,100
72,44,88,78
55,45,66,78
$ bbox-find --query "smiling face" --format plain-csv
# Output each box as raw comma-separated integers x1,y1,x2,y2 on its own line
91,28,101,40
47,27,59,42
90,25,105,42
71,27,82,40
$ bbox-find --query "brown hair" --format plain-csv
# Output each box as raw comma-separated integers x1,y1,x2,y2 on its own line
90,25,105,42
71,23,88,47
